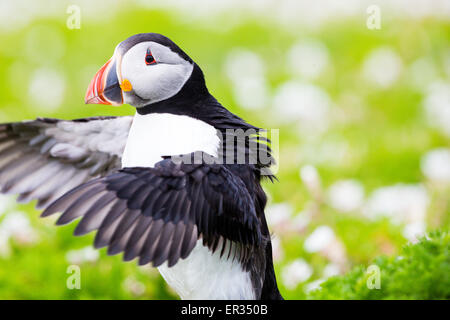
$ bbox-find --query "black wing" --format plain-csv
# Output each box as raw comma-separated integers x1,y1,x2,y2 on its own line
0,116,132,208
42,155,264,268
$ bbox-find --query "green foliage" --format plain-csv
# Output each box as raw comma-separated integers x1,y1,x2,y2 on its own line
0,216,177,300
308,231,450,300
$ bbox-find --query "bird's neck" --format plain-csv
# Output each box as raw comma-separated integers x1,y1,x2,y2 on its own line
135,64,257,133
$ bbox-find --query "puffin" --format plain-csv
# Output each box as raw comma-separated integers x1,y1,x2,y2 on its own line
0,33,283,300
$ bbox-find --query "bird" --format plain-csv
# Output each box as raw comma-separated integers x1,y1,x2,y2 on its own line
0,33,283,300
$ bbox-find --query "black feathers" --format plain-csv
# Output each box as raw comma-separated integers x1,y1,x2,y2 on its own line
118,33,193,65
41,154,265,268
0,117,132,209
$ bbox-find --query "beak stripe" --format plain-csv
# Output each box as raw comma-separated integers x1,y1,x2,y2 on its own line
85,58,123,106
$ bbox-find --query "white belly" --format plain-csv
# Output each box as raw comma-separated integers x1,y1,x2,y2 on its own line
158,239,255,300
122,112,255,300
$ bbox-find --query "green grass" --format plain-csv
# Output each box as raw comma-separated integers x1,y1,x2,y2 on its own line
308,231,450,300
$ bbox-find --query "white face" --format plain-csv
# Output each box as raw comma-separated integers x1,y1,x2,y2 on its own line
118,41,194,107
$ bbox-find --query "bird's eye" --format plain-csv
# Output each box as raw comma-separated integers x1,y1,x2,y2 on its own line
145,48,156,65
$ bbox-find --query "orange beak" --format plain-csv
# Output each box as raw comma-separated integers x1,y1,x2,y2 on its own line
85,58,123,105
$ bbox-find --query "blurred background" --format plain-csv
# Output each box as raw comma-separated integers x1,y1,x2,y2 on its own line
0,0,449,299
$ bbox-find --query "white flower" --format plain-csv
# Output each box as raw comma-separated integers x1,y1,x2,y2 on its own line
271,236,284,262
265,202,293,229
304,279,325,293
364,184,429,225
300,164,321,196
327,179,365,212
282,258,313,289
421,148,450,183
123,276,146,297
287,40,329,80
0,211,37,244
225,49,265,81
304,225,335,253
0,211,38,256
28,68,66,111
66,246,99,265
0,194,15,217
363,47,403,88
323,263,340,278
224,49,268,110
423,81,450,137
403,221,426,243
231,76,269,110
291,210,311,232
272,81,331,134
1,211,29,233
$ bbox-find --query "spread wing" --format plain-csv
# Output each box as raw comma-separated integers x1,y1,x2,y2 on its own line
42,154,264,268
0,116,133,209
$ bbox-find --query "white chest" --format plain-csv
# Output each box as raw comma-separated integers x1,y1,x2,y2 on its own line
122,112,220,168
121,112,255,300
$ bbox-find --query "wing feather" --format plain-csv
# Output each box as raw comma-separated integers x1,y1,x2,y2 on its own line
0,117,132,206
42,153,264,268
